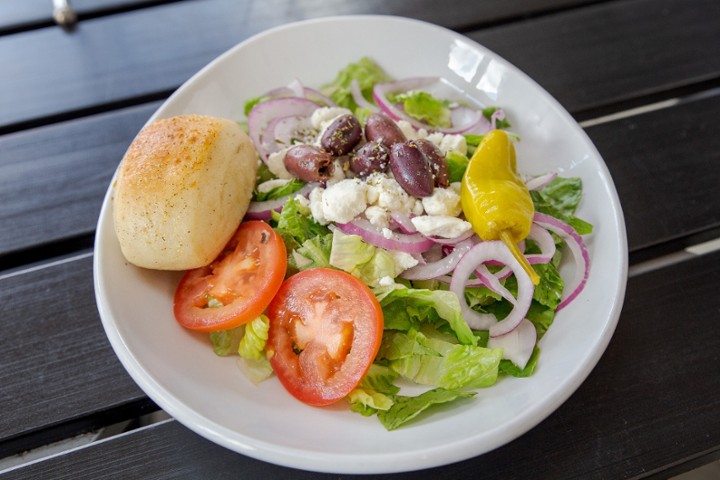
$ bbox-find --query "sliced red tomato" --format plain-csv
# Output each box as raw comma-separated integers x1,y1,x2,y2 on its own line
174,220,287,332
266,268,384,406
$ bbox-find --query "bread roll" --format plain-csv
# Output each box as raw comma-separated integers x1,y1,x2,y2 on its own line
113,114,258,270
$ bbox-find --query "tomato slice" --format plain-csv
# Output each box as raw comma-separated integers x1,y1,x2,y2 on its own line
174,221,287,332
266,268,384,406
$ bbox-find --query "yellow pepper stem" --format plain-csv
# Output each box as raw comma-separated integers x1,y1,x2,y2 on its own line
500,230,540,285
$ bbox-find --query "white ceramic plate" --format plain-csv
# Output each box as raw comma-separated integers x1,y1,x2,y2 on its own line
94,15,627,474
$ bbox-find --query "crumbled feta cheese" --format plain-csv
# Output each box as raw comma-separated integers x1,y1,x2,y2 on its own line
396,120,428,141
421,186,462,217
364,205,389,228
313,179,368,224
389,250,419,274
365,172,423,217
411,215,472,238
382,227,394,239
378,276,396,287
256,178,291,194
439,134,467,156
308,187,327,225
266,147,294,179
425,132,468,156
325,158,347,185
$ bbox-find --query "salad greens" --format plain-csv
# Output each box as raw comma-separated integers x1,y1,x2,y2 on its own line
215,58,593,430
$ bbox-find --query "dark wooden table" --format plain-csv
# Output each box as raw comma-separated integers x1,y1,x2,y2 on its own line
1,1,719,478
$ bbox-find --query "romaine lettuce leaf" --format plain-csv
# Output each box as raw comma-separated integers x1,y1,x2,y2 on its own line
273,196,331,251
374,283,476,346
531,177,593,235
320,57,391,112
391,90,451,128
329,230,399,286
382,330,502,390
376,388,477,431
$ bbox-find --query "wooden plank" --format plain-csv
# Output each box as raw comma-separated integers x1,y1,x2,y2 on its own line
0,103,159,264
586,94,720,252
1,0,718,131
0,1,168,32
0,254,153,458
470,0,720,116
4,249,719,479
0,0,601,33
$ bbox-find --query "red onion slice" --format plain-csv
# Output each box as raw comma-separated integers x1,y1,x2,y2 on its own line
260,115,314,158
525,172,558,191
247,97,320,160
533,212,591,311
399,239,473,280
263,80,336,107
487,318,537,369
449,241,535,336
350,79,379,112
474,264,516,303
389,212,417,234
335,218,435,254
244,183,316,221
494,224,556,280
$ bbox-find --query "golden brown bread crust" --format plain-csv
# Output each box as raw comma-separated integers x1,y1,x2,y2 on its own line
113,114,258,270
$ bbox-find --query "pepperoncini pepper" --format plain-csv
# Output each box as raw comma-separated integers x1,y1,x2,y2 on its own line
460,129,540,285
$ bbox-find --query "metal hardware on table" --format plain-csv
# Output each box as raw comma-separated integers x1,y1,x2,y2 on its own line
52,0,77,30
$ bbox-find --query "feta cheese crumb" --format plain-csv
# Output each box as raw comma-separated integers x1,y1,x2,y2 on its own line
378,276,396,287
309,179,368,225
381,227,394,239
411,215,472,239
421,186,462,217
365,172,423,216
266,147,294,179
396,120,428,141
389,250,419,274
365,205,389,228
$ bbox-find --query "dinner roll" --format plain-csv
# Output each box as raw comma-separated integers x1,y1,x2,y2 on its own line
113,114,258,270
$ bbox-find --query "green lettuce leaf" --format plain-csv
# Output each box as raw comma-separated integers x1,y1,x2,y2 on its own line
531,177,593,235
391,91,451,128
381,330,502,390
273,197,331,251
238,315,269,360
329,230,399,286
376,388,477,430
254,178,305,202
320,57,392,112
445,150,469,183
209,327,244,356
374,283,476,346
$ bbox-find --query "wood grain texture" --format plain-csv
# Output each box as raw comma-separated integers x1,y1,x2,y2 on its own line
1,0,718,131
4,249,718,479
0,254,150,457
0,103,158,262
469,0,720,116
587,94,720,252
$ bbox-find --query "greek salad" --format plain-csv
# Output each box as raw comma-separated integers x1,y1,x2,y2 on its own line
172,58,593,430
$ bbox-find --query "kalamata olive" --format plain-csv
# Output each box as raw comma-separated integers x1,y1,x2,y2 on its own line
350,141,390,177
364,113,407,148
283,144,335,182
389,142,434,197
320,114,362,156
411,139,449,188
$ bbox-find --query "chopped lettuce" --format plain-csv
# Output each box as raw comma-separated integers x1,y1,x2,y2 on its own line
254,178,305,202
209,327,244,356
238,315,270,360
390,90,452,128
531,177,593,235
374,283,476,346
381,330,502,390
377,388,477,431
273,196,330,251
445,150,469,183
320,57,391,112
329,230,398,286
